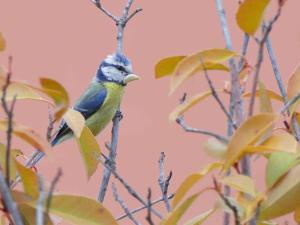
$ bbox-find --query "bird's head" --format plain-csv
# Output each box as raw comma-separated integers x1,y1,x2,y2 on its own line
95,53,140,85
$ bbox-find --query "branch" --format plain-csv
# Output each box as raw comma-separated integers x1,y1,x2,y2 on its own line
176,116,228,144
112,183,141,225
248,3,283,117
117,194,174,221
46,169,63,214
36,176,46,225
146,189,154,225
91,0,118,22
158,152,172,212
280,92,300,114
200,58,237,129
97,154,163,219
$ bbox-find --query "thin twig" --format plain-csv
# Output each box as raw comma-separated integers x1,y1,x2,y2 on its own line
112,183,141,225
146,189,154,225
280,92,300,114
97,154,163,219
36,176,46,225
248,4,283,117
46,107,55,143
46,169,63,214
200,58,237,129
213,178,240,225
117,194,174,221
91,0,118,22
158,152,172,212
176,116,228,143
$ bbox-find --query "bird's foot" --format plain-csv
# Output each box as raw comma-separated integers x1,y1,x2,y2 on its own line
115,110,123,121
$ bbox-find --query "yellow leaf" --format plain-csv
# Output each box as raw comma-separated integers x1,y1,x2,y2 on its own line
172,162,222,208
0,78,51,104
0,121,50,153
19,204,54,225
265,152,298,188
170,48,235,94
169,91,215,122
162,191,205,225
15,160,39,199
221,174,256,197
243,90,283,102
40,195,118,225
39,78,69,121
287,64,300,113
223,113,278,172
155,56,186,79
0,144,21,181
0,33,5,51
259,81,273,113
203,138,227,159
236,0,271,35
12,190,34,205
63,109,85,138
245,134,298,154
183,209,215,225
294,207,300,223
260,164,300,220
77,127,101,179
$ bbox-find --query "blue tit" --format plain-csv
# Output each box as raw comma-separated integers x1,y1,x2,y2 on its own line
29,53,140,166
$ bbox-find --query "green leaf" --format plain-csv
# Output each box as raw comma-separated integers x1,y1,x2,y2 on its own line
236,0,271,35
260,164,300,220
266,152,298,188
155,56,185,79
77,127,101,179
203,138,227,159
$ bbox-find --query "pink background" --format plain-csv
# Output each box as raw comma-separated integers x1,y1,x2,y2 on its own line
1,0,300,224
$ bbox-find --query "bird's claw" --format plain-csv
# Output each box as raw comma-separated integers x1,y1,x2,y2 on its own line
115,110,123,121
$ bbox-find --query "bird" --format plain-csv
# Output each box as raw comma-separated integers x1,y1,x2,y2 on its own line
27,53,140,168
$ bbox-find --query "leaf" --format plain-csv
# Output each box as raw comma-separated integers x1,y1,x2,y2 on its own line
15,160,39,199
294,207,300,223
266,152,298,188
223,113,278,172
76,127,101,179
221,174,256,197
260,164,300,220
41,195,118,225
183,209,215,225
0,33,5,51
19,204,54,225
170,48,235,94
162,191,205,225
202,138,227,159
63,108,85,138
39,78,69,121
172,162,222,208
169,91,215,122
0,80,51,104
245,134,298,155
0,144,21,181
0,121,50,153
287,64,300,113
243,90,283,102
236,0,271,35
259,81,273,113
155,56,186,79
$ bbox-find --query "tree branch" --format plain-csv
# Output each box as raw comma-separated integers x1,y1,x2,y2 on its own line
36,176,46,225
146,189,154,225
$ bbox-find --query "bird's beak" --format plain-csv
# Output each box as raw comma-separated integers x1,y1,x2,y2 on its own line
123,74,140,84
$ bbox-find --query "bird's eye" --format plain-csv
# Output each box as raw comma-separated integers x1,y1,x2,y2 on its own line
116,65,125,71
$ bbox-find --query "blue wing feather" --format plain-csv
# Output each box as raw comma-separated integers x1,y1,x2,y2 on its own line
51,83,107,146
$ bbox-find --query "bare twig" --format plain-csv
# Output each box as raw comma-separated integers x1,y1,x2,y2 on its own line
201,58,237,129
112,183,141,225
280,92,300,114
146,189,154,225
213,178,240,225
176,116,228,143
95,0,142,203
97,154,163,219
46,169,63,214
158,152,172,212
36,176,46,225
117,194,174,221
46,107,55,143
248,4,283,117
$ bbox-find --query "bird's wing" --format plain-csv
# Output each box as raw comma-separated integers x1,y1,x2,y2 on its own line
51,82,107,146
